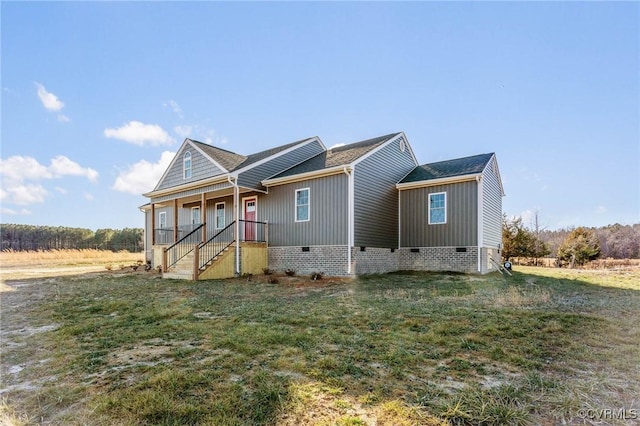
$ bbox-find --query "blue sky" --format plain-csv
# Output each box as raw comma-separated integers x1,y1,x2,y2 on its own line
1,2,638,231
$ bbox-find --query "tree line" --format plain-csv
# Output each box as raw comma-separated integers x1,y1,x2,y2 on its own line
502,216,639,267
0,224,144,252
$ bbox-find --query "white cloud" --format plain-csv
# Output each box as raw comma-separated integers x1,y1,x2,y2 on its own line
0,155,99,206
35,82,64,112
1,207,32,216
112,151,175,195
595,205,607,215
58,114,71,122
174,125,193,139
54,186,68,194
84,192,94,201
1,183,49,205
49,155,98,182
164,100,183,118
104,121,174,146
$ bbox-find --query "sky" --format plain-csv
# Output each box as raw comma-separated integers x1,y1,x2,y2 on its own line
1,1,638,231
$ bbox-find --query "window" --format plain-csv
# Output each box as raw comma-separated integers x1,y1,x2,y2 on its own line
158,212,167,229
191,206,200,225
183,152,192,179
295,188,310,222
429,192,446,224
215,202,225,229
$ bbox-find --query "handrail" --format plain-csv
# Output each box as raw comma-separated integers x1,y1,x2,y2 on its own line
164,223,204,270
198,221,235,270
198,220,267,271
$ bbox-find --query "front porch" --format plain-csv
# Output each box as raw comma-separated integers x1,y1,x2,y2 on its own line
145,181,268,280
155,220,268,280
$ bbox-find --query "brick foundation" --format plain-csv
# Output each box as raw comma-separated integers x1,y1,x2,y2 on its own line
399,247,479,274
353,247,399,275
268,246,351,276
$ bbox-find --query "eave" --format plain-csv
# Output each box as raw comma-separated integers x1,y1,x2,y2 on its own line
262,165,353,187
143,174,230,198
396,173,482,191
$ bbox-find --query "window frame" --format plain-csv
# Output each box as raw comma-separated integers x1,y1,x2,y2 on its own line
294,188,310,223
191,206,201,225
215,202,225,229
158,211,167,229
428,191,447,225
183,151,192,179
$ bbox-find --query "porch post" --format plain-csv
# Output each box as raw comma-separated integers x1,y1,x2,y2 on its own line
234,184,240,275
201,192,206,243
151,203,156,245
173,199,178,243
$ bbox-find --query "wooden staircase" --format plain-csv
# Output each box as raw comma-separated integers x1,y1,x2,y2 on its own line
163,245,234,280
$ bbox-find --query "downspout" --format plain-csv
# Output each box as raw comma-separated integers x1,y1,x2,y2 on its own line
343,166,354,274
228,175,241,276
477,175,484,273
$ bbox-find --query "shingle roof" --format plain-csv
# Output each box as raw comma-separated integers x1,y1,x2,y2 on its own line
271,132,401,178
189,137,316,172
400,153,494,183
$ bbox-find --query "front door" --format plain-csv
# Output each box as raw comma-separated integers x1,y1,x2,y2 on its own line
243,198,257,241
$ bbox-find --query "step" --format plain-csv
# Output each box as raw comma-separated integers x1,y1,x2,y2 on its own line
163,270,193,280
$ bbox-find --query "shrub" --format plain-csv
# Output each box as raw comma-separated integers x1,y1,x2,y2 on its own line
310,272,324,281
262,268,272,275
284,269,296,277
268,276,279,284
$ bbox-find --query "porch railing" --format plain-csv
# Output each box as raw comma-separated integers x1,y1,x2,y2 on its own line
154,224,202,246
198,221,235,271
163,223,204,271
197,220,267,274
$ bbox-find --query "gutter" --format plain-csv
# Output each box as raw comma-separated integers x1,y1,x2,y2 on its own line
477,175,483,273
228,175,241,276
396,173,482,191
262,165,349,187
343,165,354,274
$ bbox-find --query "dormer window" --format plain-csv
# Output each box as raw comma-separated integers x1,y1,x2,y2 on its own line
183,151,192,179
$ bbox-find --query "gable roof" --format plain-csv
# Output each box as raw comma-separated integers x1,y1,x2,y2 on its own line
399,153,494,184
268,133,401,180
189,137,316,173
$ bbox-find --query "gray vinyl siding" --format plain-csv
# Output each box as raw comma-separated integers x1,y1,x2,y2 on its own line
156,143,225,191
150,181,233,204
482,156,503,248
353,136,417,248
400,181,478,247
206,196,235,231
237,140,325,190
261,174,348,246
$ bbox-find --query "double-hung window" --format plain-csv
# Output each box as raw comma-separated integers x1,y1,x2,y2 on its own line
183,152,192,179
215,202,225,229
295,188,310,222
428,192,446,224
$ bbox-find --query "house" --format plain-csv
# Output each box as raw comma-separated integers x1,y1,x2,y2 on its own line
141,132,504,279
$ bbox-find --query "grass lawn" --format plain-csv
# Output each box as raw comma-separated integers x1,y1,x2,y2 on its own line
1,266,639,425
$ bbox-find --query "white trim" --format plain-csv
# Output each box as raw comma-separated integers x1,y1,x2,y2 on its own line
350,132,419,168
481,154,506,197
183,151,192,179
294,187,310,222
241,195,258,221
396,173,482,191
398,190,402,248
232,137,323,176
477,176,484,272
144,175,229,198
214,202,225,229
150,139,229,193
262,164,346,187
428,192,447,225
187,139,230,174
347,167,355,274
191,206,201,224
